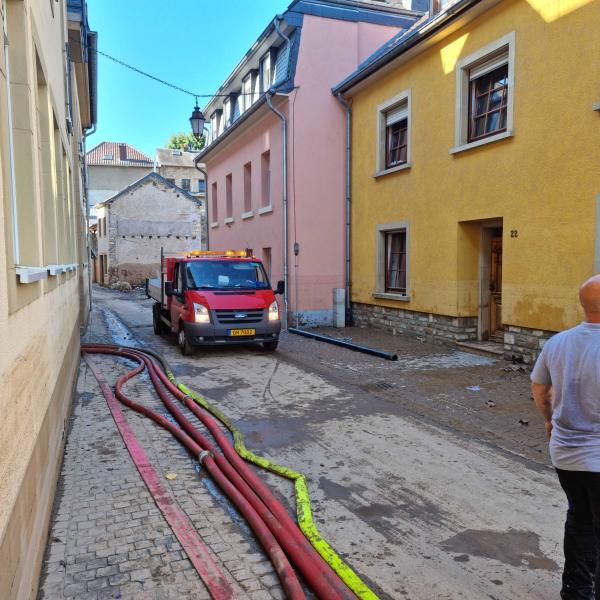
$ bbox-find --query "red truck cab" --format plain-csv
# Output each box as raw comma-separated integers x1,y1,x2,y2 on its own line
147,250,284,355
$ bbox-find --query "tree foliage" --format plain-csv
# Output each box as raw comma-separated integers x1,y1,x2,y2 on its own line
166,131,205,152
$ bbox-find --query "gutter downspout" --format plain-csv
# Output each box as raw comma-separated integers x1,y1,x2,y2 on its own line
266,92,289,327
268,14,292,327
336,93,351,326
193,161,209,250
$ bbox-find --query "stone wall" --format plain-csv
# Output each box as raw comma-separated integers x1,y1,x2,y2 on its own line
353,302,556,364
503,325,555,364
106,176,206,286
352,302,478,343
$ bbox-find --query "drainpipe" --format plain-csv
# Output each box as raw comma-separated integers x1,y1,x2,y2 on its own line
336,92,352,326
266,92,289,327
193,161,209,250
270,14,292,327
3,0,19,265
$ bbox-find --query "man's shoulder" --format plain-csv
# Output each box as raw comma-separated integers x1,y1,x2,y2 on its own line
541,325,580,352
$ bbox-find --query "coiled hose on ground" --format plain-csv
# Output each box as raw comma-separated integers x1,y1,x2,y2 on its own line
137,344,380,600
82,343,363,600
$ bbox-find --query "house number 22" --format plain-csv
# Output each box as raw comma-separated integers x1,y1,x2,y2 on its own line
510,229,518,238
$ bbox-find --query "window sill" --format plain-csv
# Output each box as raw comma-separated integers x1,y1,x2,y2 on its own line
373,292,410,302
16,266,48,284
258,205,273,215
373,163,411,178
241,211,254,220
224,217,234,225
450,130,514,155
210,221,219,229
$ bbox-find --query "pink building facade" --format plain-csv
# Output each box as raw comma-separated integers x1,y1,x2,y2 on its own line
197,0,422,325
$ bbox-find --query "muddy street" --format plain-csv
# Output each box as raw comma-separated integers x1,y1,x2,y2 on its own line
39,285,565,599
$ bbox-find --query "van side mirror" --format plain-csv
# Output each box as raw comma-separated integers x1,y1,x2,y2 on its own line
164,281,174,296
274,280,285,295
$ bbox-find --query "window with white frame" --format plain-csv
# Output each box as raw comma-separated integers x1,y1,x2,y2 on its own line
453,32,515,152
241,73,253,112
223,98,231,128
376,90,411,174
259,50,273,93
375,222,410,298
384,231,407,294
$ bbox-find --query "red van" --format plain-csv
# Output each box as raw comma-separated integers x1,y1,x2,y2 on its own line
147,250,284,355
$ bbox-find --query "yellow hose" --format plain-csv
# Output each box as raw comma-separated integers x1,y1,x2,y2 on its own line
163,373,379,600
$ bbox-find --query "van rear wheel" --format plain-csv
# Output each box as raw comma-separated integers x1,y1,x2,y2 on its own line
178,327,194,356
263,340,278,352
153,303,167,335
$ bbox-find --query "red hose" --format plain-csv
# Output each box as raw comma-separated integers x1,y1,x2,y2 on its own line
145,356,355,600
88,347,305,600
84,344,357,600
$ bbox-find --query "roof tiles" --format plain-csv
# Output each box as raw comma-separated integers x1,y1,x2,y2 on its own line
86,142,153,166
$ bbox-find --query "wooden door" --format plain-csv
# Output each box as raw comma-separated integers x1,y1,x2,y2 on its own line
489,235,503,339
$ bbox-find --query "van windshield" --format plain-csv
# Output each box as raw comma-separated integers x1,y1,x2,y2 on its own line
185,260,270,290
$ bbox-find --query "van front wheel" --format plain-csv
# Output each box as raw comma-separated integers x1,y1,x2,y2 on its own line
262,340,278,352
178,327,194,356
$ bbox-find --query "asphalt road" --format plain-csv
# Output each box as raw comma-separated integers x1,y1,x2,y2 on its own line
90,285,564,600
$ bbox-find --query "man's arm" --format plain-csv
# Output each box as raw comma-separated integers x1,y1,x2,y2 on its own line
531,382,553,438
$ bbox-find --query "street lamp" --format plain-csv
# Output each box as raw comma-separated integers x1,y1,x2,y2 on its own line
190,100,206,140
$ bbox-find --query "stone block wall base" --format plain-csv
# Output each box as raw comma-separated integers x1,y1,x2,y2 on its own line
351,302,478,345
503,325,555,364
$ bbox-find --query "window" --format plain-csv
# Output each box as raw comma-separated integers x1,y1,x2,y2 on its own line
385,113,408,169
241,73,255,113
243,162,252,214
225,174,233,220
384,232,407,294
376,90,411,175
259,50,275,93
375,221,410,299
453,32,515,153
102,154,113,161
468,64,508,142
198,179,206,194
262,247,272,280
210,109,222,142
223,98,231,127
166,178,175,185
181,178,191,191
260,150,271,209
211,182,218,224
230,92,240,124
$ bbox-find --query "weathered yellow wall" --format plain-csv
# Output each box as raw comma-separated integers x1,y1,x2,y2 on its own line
350,0,600,332
0,0,90,598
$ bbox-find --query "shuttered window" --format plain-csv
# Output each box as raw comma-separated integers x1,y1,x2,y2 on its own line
385,102,408,168
468,61,508,142
385,231,407,294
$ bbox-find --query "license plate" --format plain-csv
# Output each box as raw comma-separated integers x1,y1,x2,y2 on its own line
228,328,256,337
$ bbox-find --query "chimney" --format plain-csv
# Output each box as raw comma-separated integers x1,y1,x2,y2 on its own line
119,143,127,161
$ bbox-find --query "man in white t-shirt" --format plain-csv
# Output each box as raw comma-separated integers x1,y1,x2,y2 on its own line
532,275,600,600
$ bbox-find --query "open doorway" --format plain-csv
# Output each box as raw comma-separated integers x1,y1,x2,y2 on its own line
478,222,503,342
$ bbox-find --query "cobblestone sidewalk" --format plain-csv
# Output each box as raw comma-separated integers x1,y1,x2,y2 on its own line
37,308,284,600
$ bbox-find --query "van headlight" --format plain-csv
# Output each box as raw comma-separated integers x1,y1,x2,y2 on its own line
193,303,210,324
268,300,279,321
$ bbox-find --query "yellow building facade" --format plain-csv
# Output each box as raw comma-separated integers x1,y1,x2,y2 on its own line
0,1,96,597
335,0,600,362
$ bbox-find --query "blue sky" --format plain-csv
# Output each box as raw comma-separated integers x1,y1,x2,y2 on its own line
87,0,289,157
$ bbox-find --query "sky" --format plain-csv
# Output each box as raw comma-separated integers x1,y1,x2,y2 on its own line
87,0,289,158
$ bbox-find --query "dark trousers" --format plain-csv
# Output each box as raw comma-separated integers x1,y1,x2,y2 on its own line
557,468,600,599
